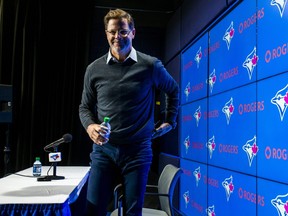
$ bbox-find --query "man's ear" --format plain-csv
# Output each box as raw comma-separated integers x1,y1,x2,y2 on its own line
131,28,136,39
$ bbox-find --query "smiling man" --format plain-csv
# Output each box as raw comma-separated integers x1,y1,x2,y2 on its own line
79,8,179,216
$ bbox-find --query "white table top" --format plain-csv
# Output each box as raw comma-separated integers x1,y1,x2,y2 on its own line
0,166,90,204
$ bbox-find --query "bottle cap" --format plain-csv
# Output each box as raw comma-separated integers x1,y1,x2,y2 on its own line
36,157,40,161
104,117,110,123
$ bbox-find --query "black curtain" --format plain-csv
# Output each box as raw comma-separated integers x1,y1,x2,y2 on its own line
0,0,94,175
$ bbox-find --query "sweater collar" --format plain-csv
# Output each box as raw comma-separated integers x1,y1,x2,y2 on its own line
107,47,137,64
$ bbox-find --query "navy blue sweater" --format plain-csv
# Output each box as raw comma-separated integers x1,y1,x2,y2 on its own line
79,51,179,145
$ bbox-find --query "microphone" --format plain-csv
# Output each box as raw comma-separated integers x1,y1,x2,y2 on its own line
44,133,72,150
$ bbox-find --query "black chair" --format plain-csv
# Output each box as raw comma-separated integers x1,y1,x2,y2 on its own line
110,164,183,216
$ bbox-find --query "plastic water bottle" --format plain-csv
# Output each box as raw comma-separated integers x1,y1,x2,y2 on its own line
33,157,42,176
100,117,111,144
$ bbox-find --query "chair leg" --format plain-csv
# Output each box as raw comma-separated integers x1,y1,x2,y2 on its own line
117,194,123,216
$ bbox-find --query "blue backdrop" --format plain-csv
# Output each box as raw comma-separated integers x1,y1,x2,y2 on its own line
179,0,288,215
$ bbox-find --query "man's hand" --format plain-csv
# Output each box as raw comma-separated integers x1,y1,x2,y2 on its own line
152,122,172,139
87,124,109,145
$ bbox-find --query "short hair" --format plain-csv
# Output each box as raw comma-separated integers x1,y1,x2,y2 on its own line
104,9,135,30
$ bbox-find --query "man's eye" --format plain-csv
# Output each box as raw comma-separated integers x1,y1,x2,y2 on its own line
119,30,129,34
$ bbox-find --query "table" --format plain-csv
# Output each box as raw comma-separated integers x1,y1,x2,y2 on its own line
0,166,90,216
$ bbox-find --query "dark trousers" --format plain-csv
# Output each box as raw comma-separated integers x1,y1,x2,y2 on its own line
86,141,152,216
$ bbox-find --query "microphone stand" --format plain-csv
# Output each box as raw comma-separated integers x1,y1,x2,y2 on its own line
49,146,65,180
38,146,65,181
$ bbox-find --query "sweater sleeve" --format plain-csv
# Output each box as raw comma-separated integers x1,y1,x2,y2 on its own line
79,64,98,130
153,59,179,129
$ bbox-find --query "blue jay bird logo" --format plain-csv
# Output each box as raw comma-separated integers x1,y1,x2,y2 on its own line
207,135,216,159
193,167,201,187
184,82,191,101
223,21,235,50
183,191,190,208
193,106,201,127
271,0,287,17
271,193,288,216
206,205,216,216
194,46,202,68
242,136,258,167
222,175,234,202
184,136,190,154
222,97,234,125
207,69,217,93
242,47,258,80
50,154,60,161
271,84,288,121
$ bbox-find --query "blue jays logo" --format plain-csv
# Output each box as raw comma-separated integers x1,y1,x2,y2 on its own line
193,167,201,187
184,136,190,154
271,84,288,121
50,153,60,161
222,97,234,125
242,136,258,167
242,47,258,80
271,193,288,216
194,46,202,68
207,69,217,93
206,205,216,216
183,191,190,208
184,82,191,101
223,21,235,50
194,106,201,127
271,0,287,17
222,175,234,201
207,135,216,159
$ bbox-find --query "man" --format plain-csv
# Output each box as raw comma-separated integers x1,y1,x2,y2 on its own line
79,8,179,216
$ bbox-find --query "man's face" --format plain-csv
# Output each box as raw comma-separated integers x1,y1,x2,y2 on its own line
105,18,135,56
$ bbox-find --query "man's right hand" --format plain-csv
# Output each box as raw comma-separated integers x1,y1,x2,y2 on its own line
87,124,109,145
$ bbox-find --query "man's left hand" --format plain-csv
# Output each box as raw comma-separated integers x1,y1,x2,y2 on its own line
152,122,172,139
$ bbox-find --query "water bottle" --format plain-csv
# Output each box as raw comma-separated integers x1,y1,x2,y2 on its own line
100,117,111,144
33,157,42,176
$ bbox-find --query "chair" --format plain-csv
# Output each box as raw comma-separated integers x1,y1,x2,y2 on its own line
110,164,183,216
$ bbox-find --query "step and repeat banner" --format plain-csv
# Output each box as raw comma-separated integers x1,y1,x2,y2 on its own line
179,0,288,215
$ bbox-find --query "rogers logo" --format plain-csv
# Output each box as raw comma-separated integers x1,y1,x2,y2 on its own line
265,146,287,160
238,187,265,206
265,43,288,64
238,101,265,115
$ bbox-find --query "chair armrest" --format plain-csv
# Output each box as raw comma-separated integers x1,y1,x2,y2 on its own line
145,184,169,197
114,183,123,192
145,192,169,197
146,184,158,188
145,184,158,193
